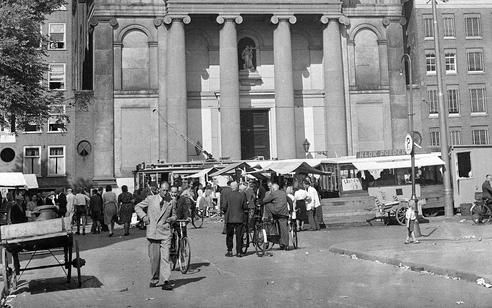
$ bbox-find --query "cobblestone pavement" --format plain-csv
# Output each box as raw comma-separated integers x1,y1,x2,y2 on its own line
6,218,492,307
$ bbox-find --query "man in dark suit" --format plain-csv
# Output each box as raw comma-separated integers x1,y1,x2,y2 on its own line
221,182,247,257
57,188,67,218
262,183,290,250
482,174,492,203
220,181,232,234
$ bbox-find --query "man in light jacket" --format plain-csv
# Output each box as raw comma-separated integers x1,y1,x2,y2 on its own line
135,183,176,291
304,180,320,231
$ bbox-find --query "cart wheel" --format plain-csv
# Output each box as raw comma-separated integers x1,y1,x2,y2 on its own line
2,248,10,296
66,244,73,283
395,206,407,226
75,240,82,288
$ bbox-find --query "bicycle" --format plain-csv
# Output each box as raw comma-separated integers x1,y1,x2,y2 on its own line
190,205,204,229
470,199,492,224
170,219,191,274
289,215,298,249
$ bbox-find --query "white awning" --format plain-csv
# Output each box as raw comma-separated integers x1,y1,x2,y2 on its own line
0,172,28,188
351,154,445,171
184,167,216,179
23,174,39,189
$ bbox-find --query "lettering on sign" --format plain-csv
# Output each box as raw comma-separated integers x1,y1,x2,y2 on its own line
341,178,363,191
356,149,407,158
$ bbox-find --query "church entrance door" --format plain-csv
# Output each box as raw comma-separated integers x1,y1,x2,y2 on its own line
240,109,270,160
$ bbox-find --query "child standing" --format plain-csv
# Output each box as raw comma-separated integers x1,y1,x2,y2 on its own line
405,200,419,244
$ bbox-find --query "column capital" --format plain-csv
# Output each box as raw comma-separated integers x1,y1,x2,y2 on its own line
321,15,350,27
271,15,296,25
216,15,243,25
154,18,164,28
89,16,119,28
163,14,191,25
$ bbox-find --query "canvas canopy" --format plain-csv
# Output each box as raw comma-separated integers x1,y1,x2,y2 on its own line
209,162,254,177
184,167,218,179
23,174,39,189
250,161,330,175
350,153,445,171
0,172,29,188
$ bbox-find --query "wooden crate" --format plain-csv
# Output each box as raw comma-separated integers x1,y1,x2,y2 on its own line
0,217,71,241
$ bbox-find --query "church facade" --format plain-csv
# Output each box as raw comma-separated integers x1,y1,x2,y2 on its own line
73,0,410,184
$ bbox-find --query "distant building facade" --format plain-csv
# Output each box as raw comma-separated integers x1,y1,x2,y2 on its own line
0,2,75,190
70,0,410,186
405,0,492,151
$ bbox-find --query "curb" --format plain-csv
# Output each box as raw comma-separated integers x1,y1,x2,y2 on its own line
329,245,485,284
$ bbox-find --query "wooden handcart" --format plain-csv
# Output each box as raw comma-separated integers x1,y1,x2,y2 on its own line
0,217,82,297
367,197,408,226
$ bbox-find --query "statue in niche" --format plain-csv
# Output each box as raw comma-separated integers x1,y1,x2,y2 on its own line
241,45,256,71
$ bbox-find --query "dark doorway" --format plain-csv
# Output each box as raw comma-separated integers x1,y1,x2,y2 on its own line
240,109,270,160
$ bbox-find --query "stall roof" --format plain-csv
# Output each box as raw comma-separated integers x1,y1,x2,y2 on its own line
184,167,218,179
251,161,330,175
209,162,254,177
0,172,28,188
247,159,323,169
350,153,444,171
23,174,39,189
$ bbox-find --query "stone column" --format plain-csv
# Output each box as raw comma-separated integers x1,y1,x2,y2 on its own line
386,18,408,149
149,41,159,90
321,15,349,157
113,42,122,91
164,15,190,162
155,18,168,162
271,15,297,159
217,15,243,160
378,40,389,88
91,17,118,185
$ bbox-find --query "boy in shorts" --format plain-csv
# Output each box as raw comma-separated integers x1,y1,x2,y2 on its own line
405,200,419,244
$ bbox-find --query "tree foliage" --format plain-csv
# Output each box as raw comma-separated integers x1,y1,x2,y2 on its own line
0,0,67,132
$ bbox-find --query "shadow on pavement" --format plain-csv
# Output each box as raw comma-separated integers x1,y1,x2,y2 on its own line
72,228,147,253
187,262,210,274
172,276,205,289
13,275,102,295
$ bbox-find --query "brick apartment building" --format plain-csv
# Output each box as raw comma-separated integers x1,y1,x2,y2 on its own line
404,0,492,151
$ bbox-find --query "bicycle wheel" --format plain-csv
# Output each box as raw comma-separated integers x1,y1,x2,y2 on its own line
178,237,191,274
241,225,249,254
471,203,486,224
192,209,204,229
170,233,179,270
254,225,267,257
290,224,298,249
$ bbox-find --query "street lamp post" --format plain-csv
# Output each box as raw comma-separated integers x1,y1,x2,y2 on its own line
401,54,417,204
432,0,454,216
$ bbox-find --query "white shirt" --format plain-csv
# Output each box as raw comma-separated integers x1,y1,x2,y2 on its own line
294,189,308,201
405,207,416,221
306,186,320,211
66,192,75,214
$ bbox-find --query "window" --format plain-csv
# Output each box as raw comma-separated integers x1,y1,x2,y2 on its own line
443,15,455,38
48,105,66,132
430,130,440,147
423,15,433,39
23,146,41,175
425,51,436,74
470,87,486,113
465,15,481,37
447,88,459,114
450,129,462,146
445,51,456,74
457,152,471,178
48,146,65,176
48,63,65,90
467,50,484,72
427,88,438,115
48,23,65,50
472,128,489,145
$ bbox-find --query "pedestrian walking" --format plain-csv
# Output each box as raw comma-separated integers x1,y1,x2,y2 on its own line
118,185,135,236
405,200,419,244
57,188,67,218
135,184,176,291
89,189,103,234
221,182,248,257
220,181,232,235
102,185,118,237
66,188,75,222
304,180,320,231
293,185,309,231
73,188,90,235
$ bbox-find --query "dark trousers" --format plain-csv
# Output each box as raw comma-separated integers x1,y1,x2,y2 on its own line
226,223,243,254
276,217,289,248
314,206,325,228
74,205,87,233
